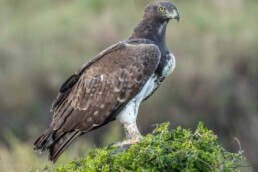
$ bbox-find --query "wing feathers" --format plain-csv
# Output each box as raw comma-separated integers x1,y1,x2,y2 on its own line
34,41,161,162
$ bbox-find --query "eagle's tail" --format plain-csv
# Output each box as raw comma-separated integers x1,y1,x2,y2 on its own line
34,130,82,163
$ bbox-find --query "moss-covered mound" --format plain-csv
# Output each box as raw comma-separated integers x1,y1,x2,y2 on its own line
53,122,244,172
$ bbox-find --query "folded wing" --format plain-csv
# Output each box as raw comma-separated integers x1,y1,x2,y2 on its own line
34,41,161,162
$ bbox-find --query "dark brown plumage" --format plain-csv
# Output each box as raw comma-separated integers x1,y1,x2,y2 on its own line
34,1,179,163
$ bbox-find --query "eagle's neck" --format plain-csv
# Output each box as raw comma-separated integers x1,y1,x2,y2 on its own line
129,18,168,44
130,18,171,77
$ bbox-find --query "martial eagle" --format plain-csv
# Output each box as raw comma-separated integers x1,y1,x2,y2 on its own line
34,1,179,162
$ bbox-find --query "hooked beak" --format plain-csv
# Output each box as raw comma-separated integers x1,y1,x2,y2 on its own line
167,9,180,22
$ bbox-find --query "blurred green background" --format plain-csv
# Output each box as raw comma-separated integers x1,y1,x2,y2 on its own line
0,0,257,171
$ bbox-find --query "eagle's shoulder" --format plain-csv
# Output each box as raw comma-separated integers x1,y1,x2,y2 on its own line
51,42,125,111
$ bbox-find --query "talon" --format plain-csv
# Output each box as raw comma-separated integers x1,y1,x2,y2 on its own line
111,137,142,148
110,145,132,155
109,137,142,155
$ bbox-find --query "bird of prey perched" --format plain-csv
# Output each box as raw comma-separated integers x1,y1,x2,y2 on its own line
34,1,180,162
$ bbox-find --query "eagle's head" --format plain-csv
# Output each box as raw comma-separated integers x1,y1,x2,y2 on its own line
144,1,180,22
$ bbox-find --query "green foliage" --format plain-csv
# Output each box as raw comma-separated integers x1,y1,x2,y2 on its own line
51,122,245,172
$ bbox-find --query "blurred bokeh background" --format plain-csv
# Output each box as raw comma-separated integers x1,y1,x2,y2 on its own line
0,0,257,171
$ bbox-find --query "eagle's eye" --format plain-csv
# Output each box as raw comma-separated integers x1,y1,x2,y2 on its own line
159,7,166,12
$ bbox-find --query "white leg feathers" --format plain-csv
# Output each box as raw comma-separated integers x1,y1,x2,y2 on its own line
117,100,141,140
116,76,157,143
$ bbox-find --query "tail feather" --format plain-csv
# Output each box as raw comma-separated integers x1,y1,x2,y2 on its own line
34,129,55,152
34,130,82,163
49,131,81,163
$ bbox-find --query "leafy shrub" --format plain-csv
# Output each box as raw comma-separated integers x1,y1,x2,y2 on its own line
51,122,245,172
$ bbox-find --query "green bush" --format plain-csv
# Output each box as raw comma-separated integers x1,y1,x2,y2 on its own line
49,122,245,172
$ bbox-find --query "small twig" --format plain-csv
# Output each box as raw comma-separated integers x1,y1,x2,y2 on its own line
110,144,132,155
193,131,202,137
231,165,250,169
196,157,213,170
233,137,242,153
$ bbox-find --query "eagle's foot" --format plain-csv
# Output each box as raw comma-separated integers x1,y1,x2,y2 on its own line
109,137,143,155
109,136,143,148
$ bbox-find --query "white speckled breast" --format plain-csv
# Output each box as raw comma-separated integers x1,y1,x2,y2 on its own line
162,52,176,77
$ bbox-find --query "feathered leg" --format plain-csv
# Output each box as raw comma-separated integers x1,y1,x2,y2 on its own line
115,99,142,146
